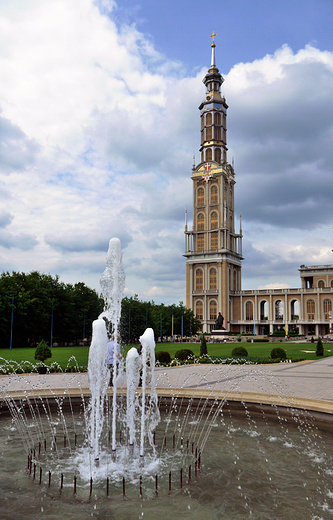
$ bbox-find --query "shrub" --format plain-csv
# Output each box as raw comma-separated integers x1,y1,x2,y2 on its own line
200,335,208,357
231,346,248,357
34,340,52,364
155,351,172,364
246,338,269,343
316,337,324,357
174,348,195,361
270,347,287,361
311,336,315,343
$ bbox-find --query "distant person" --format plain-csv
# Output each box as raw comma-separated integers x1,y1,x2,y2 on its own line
137,343,143,387
107,334,122,386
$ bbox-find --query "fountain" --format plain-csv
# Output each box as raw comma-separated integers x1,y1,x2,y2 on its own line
1,238,333,519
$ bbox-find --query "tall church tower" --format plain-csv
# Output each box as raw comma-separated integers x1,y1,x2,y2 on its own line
184,34,243,333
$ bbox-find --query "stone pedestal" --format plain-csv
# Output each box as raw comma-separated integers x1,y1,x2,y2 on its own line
211,329,229,341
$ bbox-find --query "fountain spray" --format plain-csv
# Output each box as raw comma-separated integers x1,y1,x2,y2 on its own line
88,238,125,460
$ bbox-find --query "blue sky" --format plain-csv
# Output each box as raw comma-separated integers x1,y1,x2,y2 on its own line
114,0,333,72
0,0,333,304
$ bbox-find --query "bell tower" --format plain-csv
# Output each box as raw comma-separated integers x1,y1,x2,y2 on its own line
184,34,243,333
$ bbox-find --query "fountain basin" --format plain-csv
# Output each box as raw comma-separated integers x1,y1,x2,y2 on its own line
1,391,333,519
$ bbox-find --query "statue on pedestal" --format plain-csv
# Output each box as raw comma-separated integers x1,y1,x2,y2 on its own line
215,312,225,330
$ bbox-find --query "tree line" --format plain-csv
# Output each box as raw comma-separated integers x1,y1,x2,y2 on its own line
0,271,104,348
0,272,200,348
119,295,200,344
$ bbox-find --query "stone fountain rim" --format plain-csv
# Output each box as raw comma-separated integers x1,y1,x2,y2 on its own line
1,385,333,418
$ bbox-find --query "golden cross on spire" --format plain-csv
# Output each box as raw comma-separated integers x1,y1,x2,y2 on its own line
210,31,217,46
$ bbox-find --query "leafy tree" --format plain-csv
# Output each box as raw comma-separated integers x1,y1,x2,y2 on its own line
119,296,201,344
0,271,103,348
34,339,52,364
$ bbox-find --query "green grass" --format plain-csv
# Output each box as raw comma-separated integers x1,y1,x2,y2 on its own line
154,341,333,361
0,346,89,369
0,340,332,371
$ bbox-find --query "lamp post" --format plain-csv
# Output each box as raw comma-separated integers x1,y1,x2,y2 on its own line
9,294,14,349
128,308,131,344
82,316,85,347
50,300,54,348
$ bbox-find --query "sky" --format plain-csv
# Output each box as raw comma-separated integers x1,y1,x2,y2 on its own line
0,0,333,304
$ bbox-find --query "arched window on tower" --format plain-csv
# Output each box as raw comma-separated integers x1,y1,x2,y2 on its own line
211,232,218,250
210,184,218,204
209,300,217,321
260,300,269,320
197,187,204,206
214,148,221,163
206,148,212,161
233,270,237,291
195,269,204,291
307,299,315,320
206,126,212,141
195,300,203,320
318,280,325,288
206,112,212,125
215,127,221,140
245,301,254,320
215,112,221,125
275,300,284,320
197,213,204,231
209,268,217,290
210,211,218,230
197,234,204,251
324,299,332,320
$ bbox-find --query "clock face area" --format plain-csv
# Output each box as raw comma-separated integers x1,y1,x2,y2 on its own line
192,161,232,180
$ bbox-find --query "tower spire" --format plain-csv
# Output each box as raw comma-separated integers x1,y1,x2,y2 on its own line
210,31,217,67
199,33,227,164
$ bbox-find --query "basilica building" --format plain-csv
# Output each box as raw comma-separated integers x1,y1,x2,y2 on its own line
184,36,333,337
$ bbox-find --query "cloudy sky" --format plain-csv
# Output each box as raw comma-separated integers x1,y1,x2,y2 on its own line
0,0,333,304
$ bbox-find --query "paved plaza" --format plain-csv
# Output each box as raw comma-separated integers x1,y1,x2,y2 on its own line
1,357,333,415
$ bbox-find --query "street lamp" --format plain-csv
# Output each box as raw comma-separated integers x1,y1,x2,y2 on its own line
9,294,14,349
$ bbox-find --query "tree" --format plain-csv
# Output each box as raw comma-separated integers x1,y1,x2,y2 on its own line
34,339,52,364
0,271,103,348
316,337,324,357
200,334,208,356
119,296,201,344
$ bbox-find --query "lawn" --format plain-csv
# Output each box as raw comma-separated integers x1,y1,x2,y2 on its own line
154,340,333,361
0,340,332,371
0,346,90,370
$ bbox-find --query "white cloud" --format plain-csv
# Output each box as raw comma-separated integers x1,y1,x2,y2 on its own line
258,283,291,290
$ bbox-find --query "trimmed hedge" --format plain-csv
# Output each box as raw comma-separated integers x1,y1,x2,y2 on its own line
155,351,172,364
270,347,287,361
316,338,324,357
174,348,195,361
246,338,269,343
34,340,52,363
231,346,248,357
